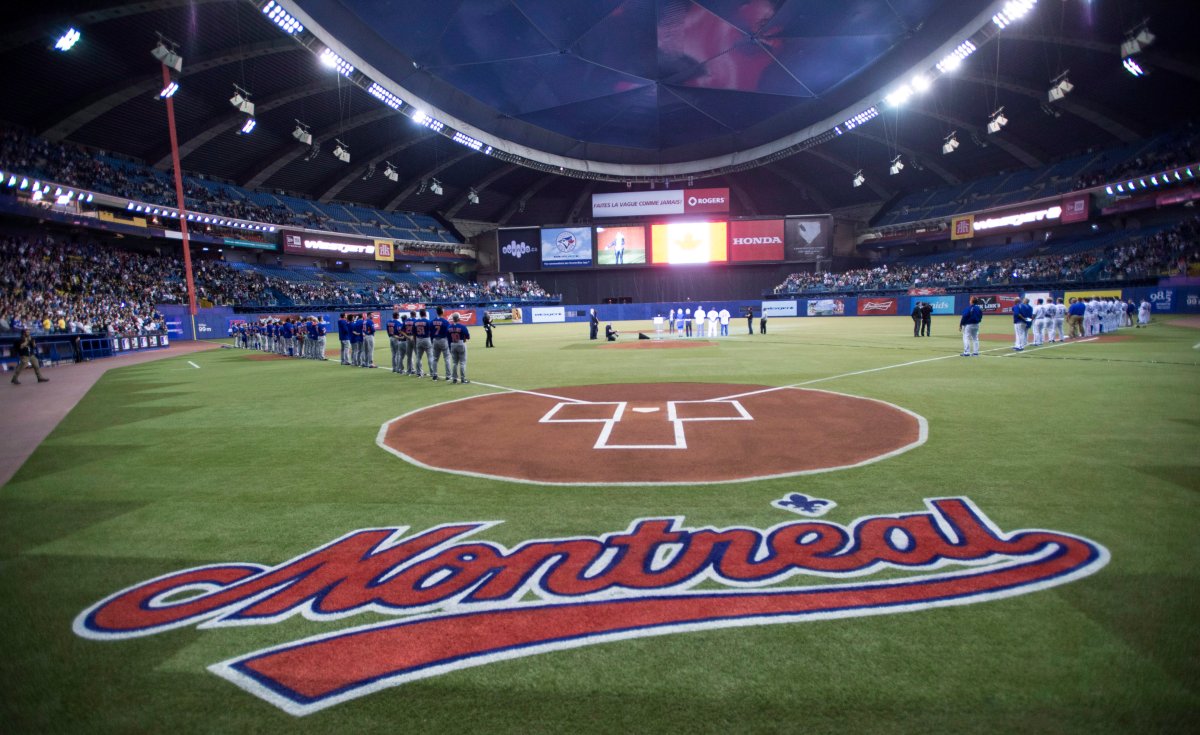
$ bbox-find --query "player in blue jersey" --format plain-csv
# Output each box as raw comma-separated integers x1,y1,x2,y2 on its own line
349,314,365,366
362,316,376,368
959,297,983,357
428,307,451,381
316,318,328,360
337,313,351,365
402,311,417,375
412,309,432,377
447,313,471,384
391,309,405,372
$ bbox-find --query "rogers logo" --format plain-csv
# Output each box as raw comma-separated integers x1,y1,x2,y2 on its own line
862,300,895,311
688,196,726,206
732,236,783,245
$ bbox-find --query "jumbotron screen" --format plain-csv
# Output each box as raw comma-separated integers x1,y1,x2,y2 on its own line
595,225,647,265
649,222,728,264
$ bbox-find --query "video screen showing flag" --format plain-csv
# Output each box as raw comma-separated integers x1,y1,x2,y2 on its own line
595,225,647,265
649,222,728,264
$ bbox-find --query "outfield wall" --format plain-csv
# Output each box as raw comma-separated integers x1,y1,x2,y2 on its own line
158,285,1200,339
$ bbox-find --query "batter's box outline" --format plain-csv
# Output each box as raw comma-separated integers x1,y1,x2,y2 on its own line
538,399,753,449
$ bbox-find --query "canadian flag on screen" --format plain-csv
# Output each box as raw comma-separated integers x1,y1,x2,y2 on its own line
667,223,713,263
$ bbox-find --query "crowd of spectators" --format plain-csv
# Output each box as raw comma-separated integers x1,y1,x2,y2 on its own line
774,218,1200,295
0,235,171,336
1074,127,1200,190
0,128,456,243
0,232,556,334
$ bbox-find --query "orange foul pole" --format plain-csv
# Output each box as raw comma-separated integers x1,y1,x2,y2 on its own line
160,63,199,324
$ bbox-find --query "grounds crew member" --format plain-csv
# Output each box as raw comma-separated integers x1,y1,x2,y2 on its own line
447,313,471,384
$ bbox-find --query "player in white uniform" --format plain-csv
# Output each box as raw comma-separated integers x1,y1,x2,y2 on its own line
1084,298,1098,336
693,307,706,338
1030,299,1047,346
1050,298,1066,343
1138,298,1151,326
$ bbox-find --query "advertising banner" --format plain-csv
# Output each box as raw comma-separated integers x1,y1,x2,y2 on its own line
973,294,1021,315
497,227,540,272
730,219,785,262
951,215,974,240
784,217,832,262
925,296,957,315
595,225,647,265
374,239,395,262
529,306,566,323
223,237,277,251
441,308,477,325
1060,194,1090,224
806,298,845,317
486,308,515,324
909,286,947,296
760,300,798,317
856,297,898,316
591,188,730,218
1064,289,1122,304
281,230,375,260
540,227,593,268
1147,288,1174,311
395,303,425,312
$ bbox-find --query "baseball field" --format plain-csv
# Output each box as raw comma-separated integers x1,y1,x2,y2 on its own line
2,313,1198,733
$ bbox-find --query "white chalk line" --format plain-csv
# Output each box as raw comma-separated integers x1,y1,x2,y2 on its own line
187,361,201,369
996,337,1098,357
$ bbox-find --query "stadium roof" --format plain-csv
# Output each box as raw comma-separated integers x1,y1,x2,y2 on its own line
2,0,1199,227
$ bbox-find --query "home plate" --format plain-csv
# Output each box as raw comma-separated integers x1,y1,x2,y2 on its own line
632,407,660,413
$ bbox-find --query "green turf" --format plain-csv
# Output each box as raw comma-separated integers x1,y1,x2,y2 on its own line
2,315,1198,734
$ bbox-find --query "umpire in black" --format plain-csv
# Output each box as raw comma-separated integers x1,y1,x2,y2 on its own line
911,302,922,337
920,301,933,337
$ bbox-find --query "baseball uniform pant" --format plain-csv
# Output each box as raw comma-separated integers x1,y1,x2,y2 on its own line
415,339,432,376
962,324,979,355
1013,323,1026,349
450,344,467,382
363,335,375,367
431,339,449,378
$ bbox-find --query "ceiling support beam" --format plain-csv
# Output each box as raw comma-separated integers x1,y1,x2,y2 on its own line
317,133,436,202
385,151,473,211
443,164,520,219
41,39,296,142
241,108,393,189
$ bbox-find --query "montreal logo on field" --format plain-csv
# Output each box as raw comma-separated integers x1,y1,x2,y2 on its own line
73,497,1108,716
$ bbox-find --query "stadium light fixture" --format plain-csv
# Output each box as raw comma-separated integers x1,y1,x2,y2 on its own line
332,139,350,163
1047,71,1073,102
239,117,257,135
230,85,255,116
1120,22,1155,58
429,179,444,196
885,84,914,108
992,0,1037,30
1122,57,1147,77
367,82,403,110
384,163,399,182
852,170,865,188
467,188,480,205
54,28,81,52
911,75,932,93
158,81,179,99
292,121,313,145
943,131,959,155
319,47,354,78
936,40,977,73
889,156,904,176
151,36,182,72
262,1,304,35
987,107,1008,134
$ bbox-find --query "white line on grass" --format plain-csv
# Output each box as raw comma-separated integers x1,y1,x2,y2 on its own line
188,361,200,369
1193,342,1200,350
467,380,588,404
997,337,1097,357
712,345,1013,401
